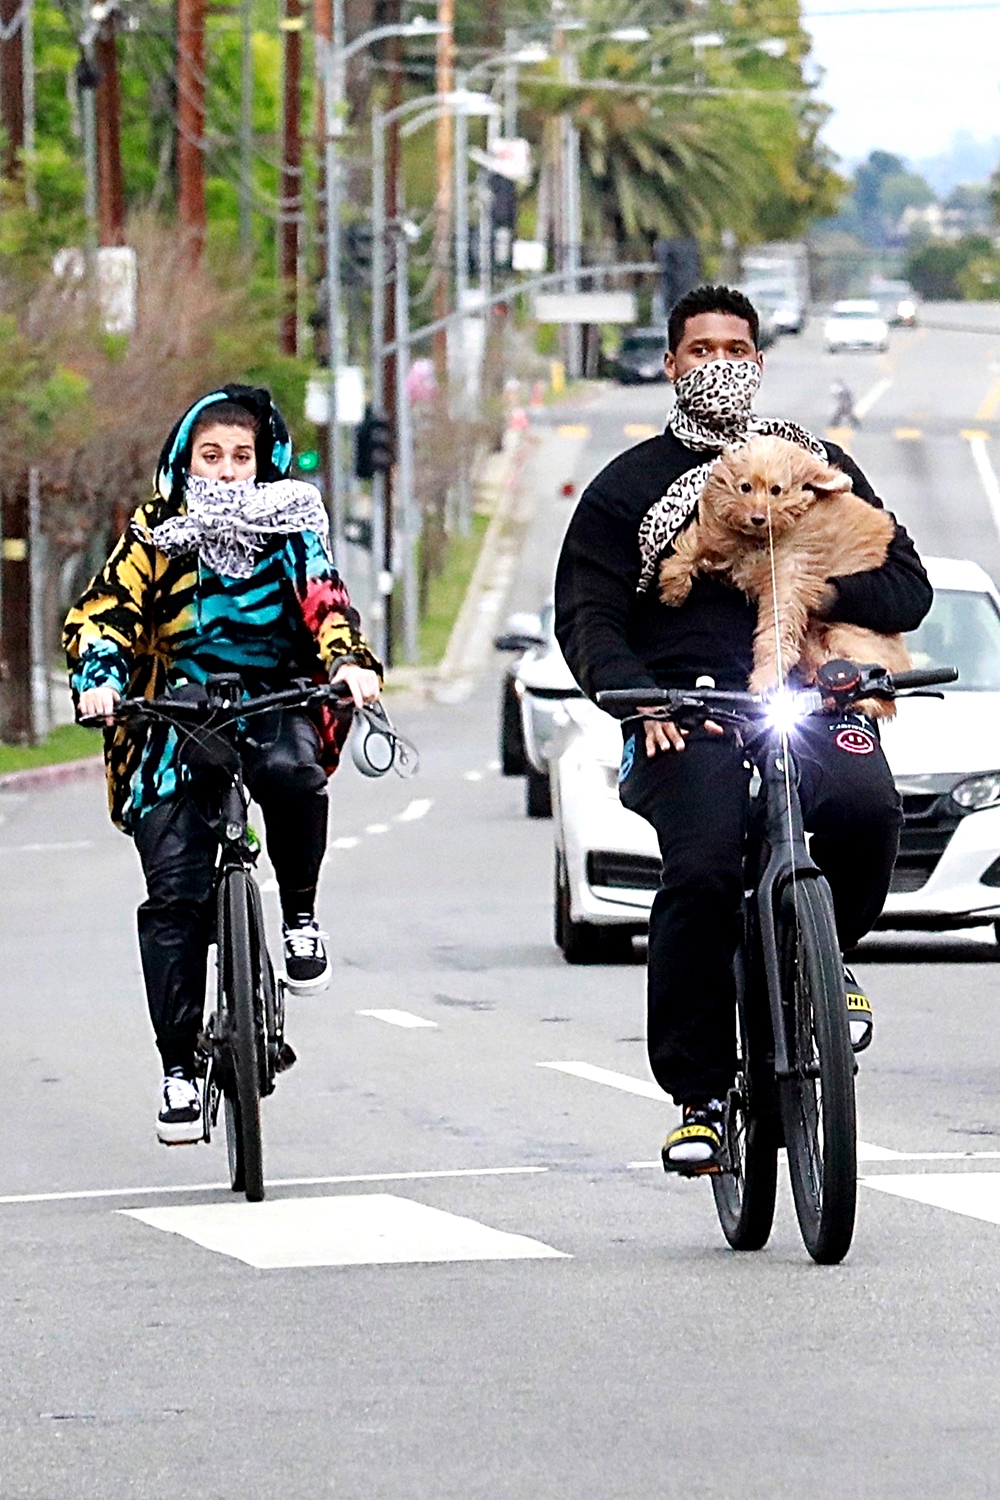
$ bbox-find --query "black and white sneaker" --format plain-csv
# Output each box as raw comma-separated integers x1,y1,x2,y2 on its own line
282,916,330,994
156,1069,203,1146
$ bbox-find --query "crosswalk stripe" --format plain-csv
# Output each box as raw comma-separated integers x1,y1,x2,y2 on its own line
357,1008,438,1029
123,1194,570,1268
863,1173,1000,1227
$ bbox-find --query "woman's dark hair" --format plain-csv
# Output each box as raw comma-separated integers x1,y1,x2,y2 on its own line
667,284,759,352
190,401,259,443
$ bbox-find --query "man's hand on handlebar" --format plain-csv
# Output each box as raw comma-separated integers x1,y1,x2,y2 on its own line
78,684,121,726
640,709,724,757
331,663,380,710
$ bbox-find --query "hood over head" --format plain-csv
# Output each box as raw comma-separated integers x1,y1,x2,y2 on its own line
154,384,293,504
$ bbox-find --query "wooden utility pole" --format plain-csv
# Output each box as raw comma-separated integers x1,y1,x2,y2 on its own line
0,0,25,182
1,488,31,744
431,0,454,378
279,0,303,354
177,0,206,261
95,17,126,245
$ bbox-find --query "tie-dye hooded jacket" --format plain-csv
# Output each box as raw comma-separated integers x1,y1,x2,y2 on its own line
63,385,381,832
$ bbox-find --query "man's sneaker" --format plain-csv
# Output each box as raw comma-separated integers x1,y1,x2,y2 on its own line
156,1069,203,1146
662,1100,725,1176
845,966,873,1053
282,916,330,994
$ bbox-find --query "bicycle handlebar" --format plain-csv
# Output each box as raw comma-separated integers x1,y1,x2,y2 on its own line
79,679,353,730
596,662,960,718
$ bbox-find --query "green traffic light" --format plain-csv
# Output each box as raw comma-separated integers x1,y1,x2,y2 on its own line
296,450,321,473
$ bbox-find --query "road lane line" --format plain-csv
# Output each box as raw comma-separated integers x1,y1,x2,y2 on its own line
357,1008,438,1028
863,1173,1000,1227
826,424,853,452
464,770,483,782
396,798,432,822
539,1061,666,1100
976,376,1000,422
259,877,279,894
623,423,658,439
627,1140,902,1168
963,431,1000,542
331,836,360,850
123,1194,569,1268
557,423,590,438
365,823,389,834
855,377,893,420
894,427,922,440
0,1165,548,1208
0,840,93,853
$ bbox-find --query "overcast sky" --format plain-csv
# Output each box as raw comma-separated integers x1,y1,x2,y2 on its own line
801,0,1000,166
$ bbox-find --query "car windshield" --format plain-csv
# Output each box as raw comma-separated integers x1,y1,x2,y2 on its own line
832,306,879,318
906,588,1000,691
621,333,665,353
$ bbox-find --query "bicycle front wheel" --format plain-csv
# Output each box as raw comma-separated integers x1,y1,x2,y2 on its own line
219,868,265,1202
776,877,856,1264
712,928,779,1251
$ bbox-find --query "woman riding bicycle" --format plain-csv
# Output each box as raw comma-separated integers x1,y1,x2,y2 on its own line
64,385,381,1145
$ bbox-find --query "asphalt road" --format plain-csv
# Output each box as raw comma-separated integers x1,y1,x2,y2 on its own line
5,308,1000,1499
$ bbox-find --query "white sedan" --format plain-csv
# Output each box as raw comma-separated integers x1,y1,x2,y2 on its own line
824,299,889,354
551,558,1000,962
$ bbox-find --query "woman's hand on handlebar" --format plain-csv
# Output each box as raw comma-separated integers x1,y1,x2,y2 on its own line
331,663,380,710
640,710,724,757
78,684,121,726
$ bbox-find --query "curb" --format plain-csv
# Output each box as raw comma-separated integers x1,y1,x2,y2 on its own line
0,755,105,792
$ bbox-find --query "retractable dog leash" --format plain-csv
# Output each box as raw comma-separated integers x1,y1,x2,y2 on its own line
349,701,419,778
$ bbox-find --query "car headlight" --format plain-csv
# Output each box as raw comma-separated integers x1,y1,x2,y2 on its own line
951,772,1000,811
897,299,916,319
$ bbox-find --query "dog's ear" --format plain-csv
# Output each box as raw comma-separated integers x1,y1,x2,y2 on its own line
801,462,853,500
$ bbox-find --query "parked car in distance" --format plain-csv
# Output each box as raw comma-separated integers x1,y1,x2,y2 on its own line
870,278,919,327
494,605,583,819
614,327,668,384
824,299,889,353
550,558,1000,961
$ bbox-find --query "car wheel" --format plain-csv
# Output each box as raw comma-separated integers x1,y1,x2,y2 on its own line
526,767,552,819
500,675,527,777
555,848,633,964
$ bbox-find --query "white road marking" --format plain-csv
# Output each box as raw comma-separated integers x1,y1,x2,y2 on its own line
486,759,500,772
259,877,279,894
464,770,483,782
628,1141,904,1169
863,1173,1000,1227
539,1061,666,1100
331,836,360,850
964,431,1000,543
0,840,93,853
122,1194,569,1268
0,1165,547,1208
855,376,893,419
396,798,432,821
365,823,389,834
357,1008,438,1029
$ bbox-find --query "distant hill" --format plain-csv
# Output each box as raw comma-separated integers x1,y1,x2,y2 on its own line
913,131,1000,194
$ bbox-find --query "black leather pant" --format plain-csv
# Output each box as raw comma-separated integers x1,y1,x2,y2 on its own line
618,715,902,1106
134,710,328,1073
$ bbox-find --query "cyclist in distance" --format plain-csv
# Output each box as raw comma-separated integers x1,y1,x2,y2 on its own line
64,385,381,1145
554,286,931,1174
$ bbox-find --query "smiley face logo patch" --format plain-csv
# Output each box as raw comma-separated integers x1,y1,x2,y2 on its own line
834,725,876,755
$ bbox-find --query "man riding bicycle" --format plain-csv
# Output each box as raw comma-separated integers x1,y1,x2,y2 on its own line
64,385,381,1145
554,286,931,1174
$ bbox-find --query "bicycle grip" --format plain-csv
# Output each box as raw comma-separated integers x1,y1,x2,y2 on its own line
891,666,958,690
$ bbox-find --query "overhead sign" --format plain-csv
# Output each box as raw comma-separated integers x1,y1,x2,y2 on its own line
512,240,546,273
534,291,637,324
306,367,365,427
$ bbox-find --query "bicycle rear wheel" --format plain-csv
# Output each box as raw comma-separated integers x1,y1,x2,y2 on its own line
219,868,265,1202
776,877,856,1264
712,923,779,1251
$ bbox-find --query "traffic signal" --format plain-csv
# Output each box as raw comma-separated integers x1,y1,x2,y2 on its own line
655,238,703,312
355,406,394,479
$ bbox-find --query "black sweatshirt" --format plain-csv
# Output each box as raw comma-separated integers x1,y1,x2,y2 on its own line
554,429,932,702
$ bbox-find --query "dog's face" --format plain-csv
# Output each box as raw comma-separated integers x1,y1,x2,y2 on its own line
703,436,853,539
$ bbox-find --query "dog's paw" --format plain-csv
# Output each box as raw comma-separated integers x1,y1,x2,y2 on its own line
658,569,693,606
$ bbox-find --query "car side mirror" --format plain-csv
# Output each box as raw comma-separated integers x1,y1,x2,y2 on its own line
494,632,547,652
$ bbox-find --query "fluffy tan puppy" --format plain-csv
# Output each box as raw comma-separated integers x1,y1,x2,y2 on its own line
658,435,911,716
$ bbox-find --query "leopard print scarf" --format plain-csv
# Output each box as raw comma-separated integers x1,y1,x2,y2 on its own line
636,359,826,593
151,474,331,579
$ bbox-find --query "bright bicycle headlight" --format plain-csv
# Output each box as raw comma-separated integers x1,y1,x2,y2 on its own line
765,689,818,735
950,772,1000,811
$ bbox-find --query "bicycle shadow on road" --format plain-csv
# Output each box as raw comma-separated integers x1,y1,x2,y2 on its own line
849,929,1000,964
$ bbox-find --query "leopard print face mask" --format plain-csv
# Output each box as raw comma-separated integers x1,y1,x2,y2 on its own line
668,358,763,450
634,358,827,593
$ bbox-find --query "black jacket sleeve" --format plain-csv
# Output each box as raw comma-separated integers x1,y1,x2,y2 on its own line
822,443,933,634
554,481,658,700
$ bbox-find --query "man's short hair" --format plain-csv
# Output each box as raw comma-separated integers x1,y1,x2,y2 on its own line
667,284,759,352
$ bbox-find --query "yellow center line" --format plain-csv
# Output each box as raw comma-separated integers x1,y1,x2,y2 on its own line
557,423,590,439
623,423,658,439
961,428,991,442
895,428,923,440
826,425,853,453
976,377,1000,422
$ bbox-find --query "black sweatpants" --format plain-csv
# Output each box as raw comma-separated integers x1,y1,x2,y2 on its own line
618,714,902,1106
133,710,328,1074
